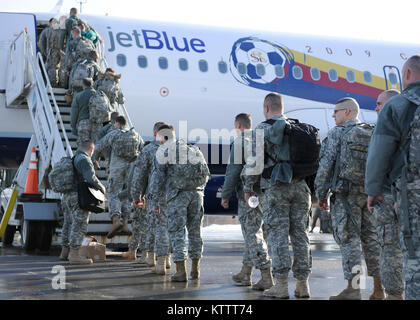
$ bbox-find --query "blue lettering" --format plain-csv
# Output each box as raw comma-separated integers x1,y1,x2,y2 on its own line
116,32,133,47
142,30,164,50
190,38,206,53
107,27,115,52
162,32,174,51
172,37,190,52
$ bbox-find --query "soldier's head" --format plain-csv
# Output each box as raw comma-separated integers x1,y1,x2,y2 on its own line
80,139,94,156
110,112,119,123
402,55,420,90
106,68,115,74
71,26,81,39
333,97,359,125
115,116,127,129
263,93,284,119
153,122,168,139
82,78,93,89
89,50,98,62
70,7,78,17
234,113,252,135
375,89,400,114
157,124,175,144
48,18,57,26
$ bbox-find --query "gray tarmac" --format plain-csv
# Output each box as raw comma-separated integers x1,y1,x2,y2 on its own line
0,217,378,300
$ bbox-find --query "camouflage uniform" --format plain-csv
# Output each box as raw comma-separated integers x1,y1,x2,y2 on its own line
70,87,97,146
65,36,96,74
61,192,74,247
315,119,381,281
69,58,101,94
94,129,144,222
149,140,208,262
221,130,271,270
373,192,404,296
38,26,51,61
94,74,125,111
366,81,420,300
45,27,65,87
131,140,169,256
242,114,312,280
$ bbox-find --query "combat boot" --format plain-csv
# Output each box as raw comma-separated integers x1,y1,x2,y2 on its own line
107,216,123,239
59,246,69,261
122,249,137,260
171,260,188,282
138,251,148,264
121,217,131,234
263,277,289,299
146,251,156,267
166,254,172,269
369,276,386,300
385,293,403,300
68,248,93,265
330,280,361,300
295,279,311,298
152,255,167,275
190,258,200,280
232,264,253,286
252,267,273,291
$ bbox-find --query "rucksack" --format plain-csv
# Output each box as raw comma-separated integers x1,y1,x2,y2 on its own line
88,90,112,124
263,118,321,179
95,79,119,104
335,122,374,186
168,142,210,190
69,59,95,91
113,128,141,160
48,156,75,193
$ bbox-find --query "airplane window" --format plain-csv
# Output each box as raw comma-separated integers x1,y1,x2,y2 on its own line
275,65,285,78
138,55,147,68
218,61,228,74
328,68,338,82
310,67,321,81
237,62,247,75
179,58,188,71
346,70,355,83
116,54,126,67
199,59,208,72
256,64,266,77
292,66,303,80
363,71,372,83
389,72,398,85
159,57,168,70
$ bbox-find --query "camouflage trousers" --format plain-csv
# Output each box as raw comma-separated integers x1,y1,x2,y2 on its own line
76,119,103,146
396,184,420,300
373,193,404,296
153,204,170,257
167,190,204,263
261,179,312,280
107,164,132,221
46,48,66,87
145,201,155,252
62,191,91,250
237,190,271,270
128,206,147,252
331,190,381,280
61,192,74,247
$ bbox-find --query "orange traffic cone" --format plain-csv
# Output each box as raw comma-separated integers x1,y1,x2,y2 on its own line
20,147,42,202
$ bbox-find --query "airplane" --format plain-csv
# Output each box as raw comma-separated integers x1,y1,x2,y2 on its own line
0,10,419,214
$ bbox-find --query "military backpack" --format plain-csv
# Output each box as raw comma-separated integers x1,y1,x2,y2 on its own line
88,90,112,124
69,59,96,91
48,156,75,193
113,128,141,160
95,79,120,104
168,142,210,190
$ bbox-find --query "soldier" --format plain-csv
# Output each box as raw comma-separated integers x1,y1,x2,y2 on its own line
38,18,55,62
70,78,97,146
366,55,420,300
45,19,65,87
128,122,171,272
221,113,273,290
95,112,119,168
67,140,106,265
93,116,144,239
241,93,312,299
94,68,125,111
69,49,101,94
370,89,404,300
150,125,210,282
315,97,384,300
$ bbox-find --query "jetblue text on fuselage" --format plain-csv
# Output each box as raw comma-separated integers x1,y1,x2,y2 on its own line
107,26,206,53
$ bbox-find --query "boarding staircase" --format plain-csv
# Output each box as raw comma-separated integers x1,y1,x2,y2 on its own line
1,29,134,250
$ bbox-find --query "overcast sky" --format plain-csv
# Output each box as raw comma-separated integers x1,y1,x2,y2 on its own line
2,0,420,44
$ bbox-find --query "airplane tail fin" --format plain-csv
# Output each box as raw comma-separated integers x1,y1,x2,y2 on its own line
50,0,64,15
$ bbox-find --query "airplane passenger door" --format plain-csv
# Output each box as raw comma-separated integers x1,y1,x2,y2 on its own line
383,66,402,91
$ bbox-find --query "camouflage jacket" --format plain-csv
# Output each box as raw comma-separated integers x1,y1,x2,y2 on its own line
314,119,361,200
38,26,52,59
70,87,96,133
65,37,96,71
94,78,125,106
130,140,160,202
365,81,420,196
73,149,104,191
241,114,292,193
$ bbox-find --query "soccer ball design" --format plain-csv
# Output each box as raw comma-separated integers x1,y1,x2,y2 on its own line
229,37,294,87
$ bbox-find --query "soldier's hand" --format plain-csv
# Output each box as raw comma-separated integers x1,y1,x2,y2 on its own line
153,206,160,215
318,199,329,210
221,199,229,209
367,195,385,213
